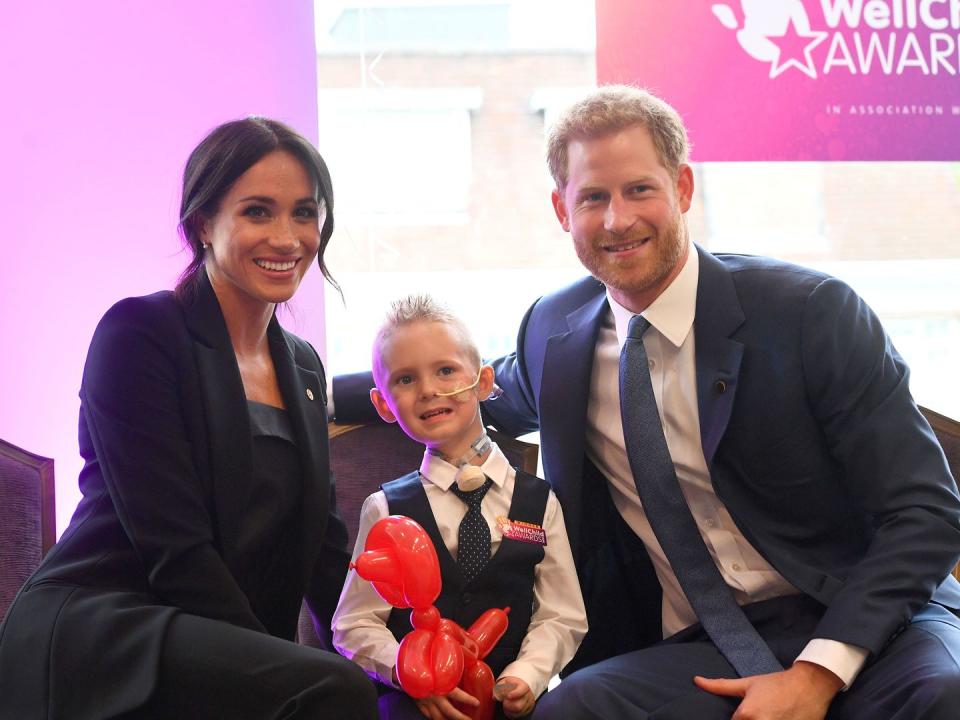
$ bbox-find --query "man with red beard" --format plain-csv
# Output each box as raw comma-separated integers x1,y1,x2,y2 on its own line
333,85,960,719
481,85,960,720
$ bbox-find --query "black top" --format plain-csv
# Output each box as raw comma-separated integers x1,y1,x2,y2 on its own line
239,400,304,639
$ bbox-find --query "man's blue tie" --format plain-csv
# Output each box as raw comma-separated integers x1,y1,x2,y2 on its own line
619,314,781,677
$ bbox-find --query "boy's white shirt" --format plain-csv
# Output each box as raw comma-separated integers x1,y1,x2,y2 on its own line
332,442,588,699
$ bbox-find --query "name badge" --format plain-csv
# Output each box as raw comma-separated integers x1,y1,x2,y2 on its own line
497,516,547,546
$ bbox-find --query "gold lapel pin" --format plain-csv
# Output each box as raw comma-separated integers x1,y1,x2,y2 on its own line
306,388,314,401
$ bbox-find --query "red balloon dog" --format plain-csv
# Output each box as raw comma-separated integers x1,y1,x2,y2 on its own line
351,515,510,720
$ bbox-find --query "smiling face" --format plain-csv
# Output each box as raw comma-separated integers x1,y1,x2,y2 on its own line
200,150,323,317
370,320,494,459
552,124,694,313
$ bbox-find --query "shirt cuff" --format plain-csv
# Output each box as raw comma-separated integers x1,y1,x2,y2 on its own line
795,638,869,690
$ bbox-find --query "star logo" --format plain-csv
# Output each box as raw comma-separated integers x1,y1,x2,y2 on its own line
767,15,827,78
712,1,827,79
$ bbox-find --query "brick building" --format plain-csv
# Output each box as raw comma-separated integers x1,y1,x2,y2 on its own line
314,1,959,414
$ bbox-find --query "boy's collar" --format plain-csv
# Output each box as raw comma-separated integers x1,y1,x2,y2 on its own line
420,442,510,491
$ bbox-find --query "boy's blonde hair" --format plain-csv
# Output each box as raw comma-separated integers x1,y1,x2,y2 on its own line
372,294,482,386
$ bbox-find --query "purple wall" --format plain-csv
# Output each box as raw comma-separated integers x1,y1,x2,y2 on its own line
0,1,327,535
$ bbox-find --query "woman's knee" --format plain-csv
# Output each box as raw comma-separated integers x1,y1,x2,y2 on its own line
331,654,378,703
295,652,378,718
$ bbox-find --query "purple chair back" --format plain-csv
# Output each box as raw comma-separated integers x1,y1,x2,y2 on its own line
0,439,55,622
919,407,960,581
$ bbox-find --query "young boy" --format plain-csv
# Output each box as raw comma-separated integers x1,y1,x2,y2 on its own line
333,294,587,720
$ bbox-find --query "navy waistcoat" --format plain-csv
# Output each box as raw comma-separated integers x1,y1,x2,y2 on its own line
383,469,549,677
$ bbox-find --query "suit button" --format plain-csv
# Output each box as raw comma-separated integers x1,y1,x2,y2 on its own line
715,380,727,393
461,592,473,604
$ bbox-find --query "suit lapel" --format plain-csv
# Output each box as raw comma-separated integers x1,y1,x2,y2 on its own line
268,319,329,584
185,274,329,582
540,289,607,560
693,247,746,469
184,275,253,570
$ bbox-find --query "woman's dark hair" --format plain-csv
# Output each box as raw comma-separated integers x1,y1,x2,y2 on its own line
175,117,337,300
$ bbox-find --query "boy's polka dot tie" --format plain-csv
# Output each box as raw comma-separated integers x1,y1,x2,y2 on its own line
451,477,494,585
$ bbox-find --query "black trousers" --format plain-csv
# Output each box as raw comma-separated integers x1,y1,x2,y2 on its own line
532,596,960,720
123,613,378,720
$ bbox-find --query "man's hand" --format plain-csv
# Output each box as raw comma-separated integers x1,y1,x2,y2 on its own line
497,676,535,718
415,687,480,720
694,661,844,720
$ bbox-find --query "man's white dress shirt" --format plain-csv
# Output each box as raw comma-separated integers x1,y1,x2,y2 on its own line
584,245,867,687
332,443,587,699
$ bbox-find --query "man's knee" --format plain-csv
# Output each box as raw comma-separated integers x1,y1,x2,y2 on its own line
532,668,625,719
905,670,960,720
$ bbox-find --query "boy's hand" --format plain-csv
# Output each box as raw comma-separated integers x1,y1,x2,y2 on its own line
497,676,535,718
415,687,479,720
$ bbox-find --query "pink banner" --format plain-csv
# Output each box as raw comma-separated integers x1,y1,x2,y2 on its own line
596,0,960,160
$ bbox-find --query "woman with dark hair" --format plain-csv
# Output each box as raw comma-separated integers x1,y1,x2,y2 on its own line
0,118,378,719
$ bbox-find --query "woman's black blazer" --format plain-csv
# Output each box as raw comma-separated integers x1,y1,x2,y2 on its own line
0,273,350,719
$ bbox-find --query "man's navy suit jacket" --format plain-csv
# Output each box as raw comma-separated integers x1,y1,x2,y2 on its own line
480,245,960,670
331,246,960,672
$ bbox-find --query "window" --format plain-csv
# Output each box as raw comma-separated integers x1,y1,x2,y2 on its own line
316,0,596,371
316,0,959,417
319,88,481,224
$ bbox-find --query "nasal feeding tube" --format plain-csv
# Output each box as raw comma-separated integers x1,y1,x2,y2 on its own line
432,367,503,403
429,367,504,491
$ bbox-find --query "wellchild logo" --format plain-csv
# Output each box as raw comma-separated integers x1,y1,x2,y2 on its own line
712,1,827,78
712,0,960,78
